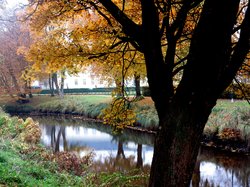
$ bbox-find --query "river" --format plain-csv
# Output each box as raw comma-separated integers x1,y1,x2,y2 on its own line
27,115,249,187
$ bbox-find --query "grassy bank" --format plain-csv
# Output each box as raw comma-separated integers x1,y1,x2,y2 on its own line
0,109,83,186
0,108,149,186
0,95,249,150
0,95,157,128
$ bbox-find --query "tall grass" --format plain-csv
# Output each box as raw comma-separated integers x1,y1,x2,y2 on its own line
135,104,159,130
204,103,250,141
36,95,109,118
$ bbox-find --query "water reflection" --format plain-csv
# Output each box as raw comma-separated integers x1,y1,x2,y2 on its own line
194,147,250,187
37,116,154,167
29,116,249,187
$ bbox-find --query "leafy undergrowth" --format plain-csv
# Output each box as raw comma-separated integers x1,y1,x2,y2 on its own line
0,144,86,186
85,171,149,187
0,108,149,186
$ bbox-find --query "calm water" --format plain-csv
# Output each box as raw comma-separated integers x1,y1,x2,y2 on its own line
28,115,249,187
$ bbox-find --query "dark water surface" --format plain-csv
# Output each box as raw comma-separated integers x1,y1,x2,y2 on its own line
27,115,249,187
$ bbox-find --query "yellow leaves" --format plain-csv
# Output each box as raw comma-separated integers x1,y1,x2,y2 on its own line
18,0,146,86
217,128,241,141
101,97,137,132
16,46,28,56
111,0,142,24
20,117,41,144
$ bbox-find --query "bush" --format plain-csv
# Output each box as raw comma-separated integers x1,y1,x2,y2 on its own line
20,118,41,144
54,151,93,176
3,104,34,114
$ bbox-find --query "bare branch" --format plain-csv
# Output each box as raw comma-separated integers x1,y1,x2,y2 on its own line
234,78,250,104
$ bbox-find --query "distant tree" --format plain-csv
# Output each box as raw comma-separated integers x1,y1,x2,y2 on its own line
0,17,30,101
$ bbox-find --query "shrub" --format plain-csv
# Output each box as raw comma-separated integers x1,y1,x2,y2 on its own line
54,151,93,176
20,117,41,144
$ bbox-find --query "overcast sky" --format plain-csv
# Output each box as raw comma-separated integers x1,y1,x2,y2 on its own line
6,0,28,8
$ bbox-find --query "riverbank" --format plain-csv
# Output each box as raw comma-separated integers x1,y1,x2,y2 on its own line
0,109,149,186
0,95,249,153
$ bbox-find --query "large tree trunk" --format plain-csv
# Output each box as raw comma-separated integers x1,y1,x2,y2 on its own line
149,100,214,186
192,157,201,187
148,0,247,186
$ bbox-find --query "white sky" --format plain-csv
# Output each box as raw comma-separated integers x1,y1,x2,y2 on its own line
6,0,28,8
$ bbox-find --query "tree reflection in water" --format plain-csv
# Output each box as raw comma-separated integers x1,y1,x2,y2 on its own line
91,140,151,174
50,126,67,152
31,115,249,187
191,147,250,187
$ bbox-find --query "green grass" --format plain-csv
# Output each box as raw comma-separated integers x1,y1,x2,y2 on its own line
204,100,250,141
85,171,149,187
1,95,249,141
0,145,84,187
0,111,85,186
36,95,110,118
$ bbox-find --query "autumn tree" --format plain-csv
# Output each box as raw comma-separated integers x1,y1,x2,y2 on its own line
0,13,31,100
20,1,146,127
21,0,250,186
19,1,147,98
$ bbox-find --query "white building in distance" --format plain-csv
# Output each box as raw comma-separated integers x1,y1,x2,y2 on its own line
36,72,148,90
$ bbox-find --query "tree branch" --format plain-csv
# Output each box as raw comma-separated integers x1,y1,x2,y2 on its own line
98,0,142,45
222,2,250,88
234,78,250,104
